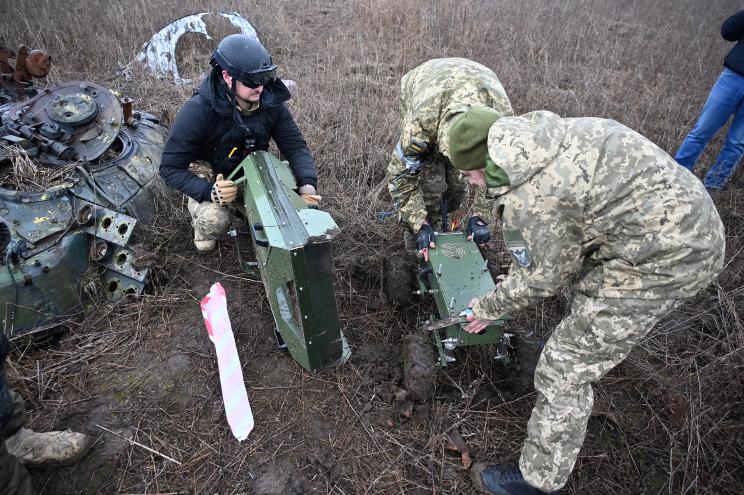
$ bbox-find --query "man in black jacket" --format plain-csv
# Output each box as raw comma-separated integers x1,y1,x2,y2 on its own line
159,34,320,253
675,10,744,191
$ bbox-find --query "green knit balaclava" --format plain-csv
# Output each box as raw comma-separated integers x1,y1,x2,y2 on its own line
447,106,509,187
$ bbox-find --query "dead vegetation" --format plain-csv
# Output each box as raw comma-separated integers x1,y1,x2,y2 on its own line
0,145,77,191
2,0,743,493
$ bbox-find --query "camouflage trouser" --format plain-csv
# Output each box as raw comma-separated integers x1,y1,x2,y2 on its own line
0,390,31,495
187,198,231,241
519,294,683,492
419,155,468,230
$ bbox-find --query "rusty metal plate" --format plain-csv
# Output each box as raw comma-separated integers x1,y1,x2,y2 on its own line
103,270,145,302
79,207,137,247
0,187,73,244
47,92,98,127
11,81,123,161
99,246,147,282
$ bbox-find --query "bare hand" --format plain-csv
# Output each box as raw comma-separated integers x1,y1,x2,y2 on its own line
211,173,237,205
299,184,322,208
464,298,490,333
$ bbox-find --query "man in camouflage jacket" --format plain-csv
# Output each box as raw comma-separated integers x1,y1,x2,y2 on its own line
445,108,725,494
386,58,513,258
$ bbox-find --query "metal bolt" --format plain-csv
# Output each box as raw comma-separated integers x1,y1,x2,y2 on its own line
436,263,442,276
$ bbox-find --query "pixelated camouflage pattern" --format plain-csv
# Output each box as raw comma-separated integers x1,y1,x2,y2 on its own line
187,198,230,239
468,110,724,491
473,110,725,320
386,58,513,232
415,154,467,228
520,295,683,492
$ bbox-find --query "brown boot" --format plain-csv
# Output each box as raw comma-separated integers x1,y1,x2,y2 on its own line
5,427,92,467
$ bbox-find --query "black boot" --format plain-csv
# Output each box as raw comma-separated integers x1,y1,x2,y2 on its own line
470,463,557,495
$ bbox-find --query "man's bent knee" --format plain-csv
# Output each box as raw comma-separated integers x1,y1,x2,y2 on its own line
188,199,230,239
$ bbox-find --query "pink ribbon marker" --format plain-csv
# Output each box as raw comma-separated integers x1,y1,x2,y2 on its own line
200,282,254,441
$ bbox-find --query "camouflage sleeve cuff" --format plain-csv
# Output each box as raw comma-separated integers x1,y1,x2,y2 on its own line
407,216,427,233
471,292,507,321
471,188,493,221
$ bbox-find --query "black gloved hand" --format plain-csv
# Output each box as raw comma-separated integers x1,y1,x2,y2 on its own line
415,223,436,252
466,216,491,245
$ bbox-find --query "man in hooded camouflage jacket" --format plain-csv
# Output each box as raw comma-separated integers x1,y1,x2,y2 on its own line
386,58,513,258
444,108,725,494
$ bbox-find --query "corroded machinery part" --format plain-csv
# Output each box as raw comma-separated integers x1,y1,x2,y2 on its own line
0,44,51,104
5,81,123,161
0,78,168,338
0,189,149,337
70,117,168,224
0,45,51,82
47,93,99,130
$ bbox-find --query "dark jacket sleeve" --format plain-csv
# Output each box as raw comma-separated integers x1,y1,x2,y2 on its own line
159,99,214,202
722,10,744,41
271,104,318,188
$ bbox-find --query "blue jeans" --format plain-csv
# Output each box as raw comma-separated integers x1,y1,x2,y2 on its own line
675,67,744,189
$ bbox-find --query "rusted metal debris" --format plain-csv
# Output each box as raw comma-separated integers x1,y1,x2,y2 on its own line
0,75,169,336
0,44,51,102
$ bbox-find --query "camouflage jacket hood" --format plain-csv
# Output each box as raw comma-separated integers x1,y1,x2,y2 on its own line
485,111,565,193
473,110,725,320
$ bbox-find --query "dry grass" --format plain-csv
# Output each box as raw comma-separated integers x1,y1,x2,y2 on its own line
2,0,744,493
0,145,77,191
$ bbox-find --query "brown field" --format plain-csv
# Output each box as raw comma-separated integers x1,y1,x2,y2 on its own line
3,0,744,493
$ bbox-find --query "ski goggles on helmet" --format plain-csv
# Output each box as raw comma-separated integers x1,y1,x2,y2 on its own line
239,68,277,88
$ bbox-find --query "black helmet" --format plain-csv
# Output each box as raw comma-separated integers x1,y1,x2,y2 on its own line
210,34,277,88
